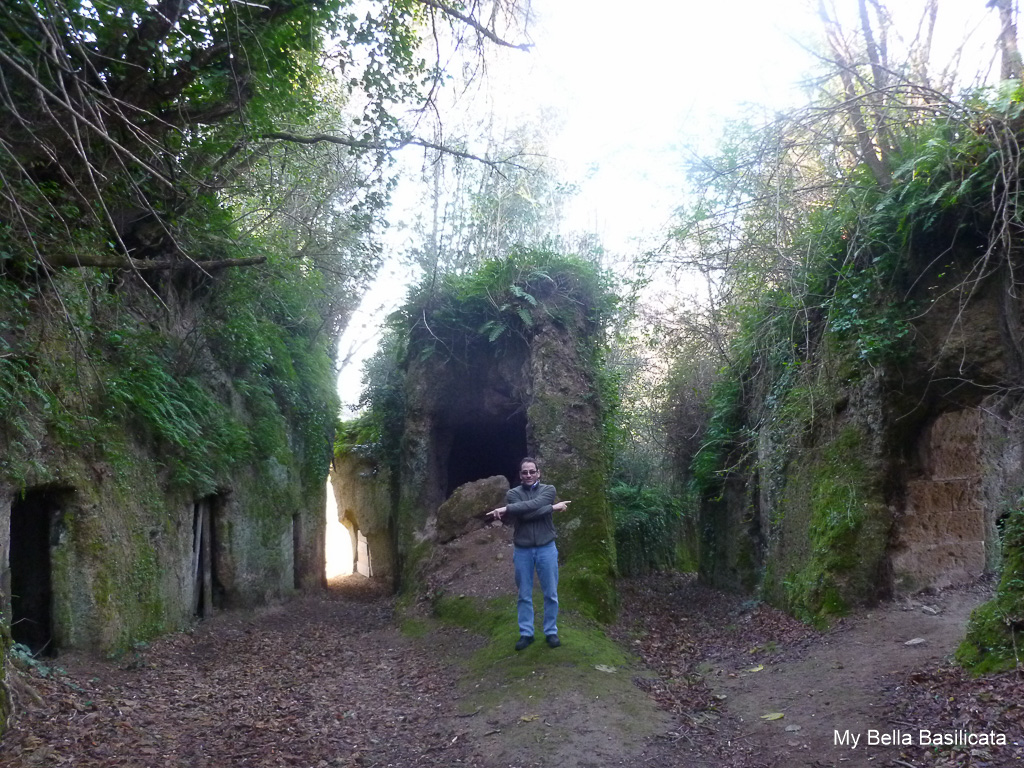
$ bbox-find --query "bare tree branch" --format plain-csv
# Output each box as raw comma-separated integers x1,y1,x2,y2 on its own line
261,131,531,172
42,253,267,271
417,0,533,51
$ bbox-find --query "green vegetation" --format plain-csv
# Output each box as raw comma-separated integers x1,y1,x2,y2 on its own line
958,505,1024,673
770,428,888,626
690,376,746,499
335,328,408,472
431,594,628,689
610,482,687,577
0,0,531,279
654,18,1024,633
394,248,617,362
0,261,339,498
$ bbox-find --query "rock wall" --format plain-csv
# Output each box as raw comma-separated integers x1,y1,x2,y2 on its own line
0,269,335,658
389,266,618,621
0,435,327,655
892,410,989,591
527,313,618,621
702,247,1024,624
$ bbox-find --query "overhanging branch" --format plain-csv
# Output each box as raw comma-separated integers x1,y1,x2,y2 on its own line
43,253,267,271
416,0,533,51
262,131,531,173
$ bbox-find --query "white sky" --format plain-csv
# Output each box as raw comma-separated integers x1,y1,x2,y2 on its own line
336,0,1007,411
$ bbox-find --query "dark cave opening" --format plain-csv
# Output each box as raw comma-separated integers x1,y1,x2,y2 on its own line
292,513,301,589
192,494,226,617
10,487,67,656
446,412,528,496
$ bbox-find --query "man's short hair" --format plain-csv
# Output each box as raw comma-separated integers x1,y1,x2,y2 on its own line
519,456,540,470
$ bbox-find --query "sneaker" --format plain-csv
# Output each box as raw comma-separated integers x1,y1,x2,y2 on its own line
515,635,534,651
545,634,561,648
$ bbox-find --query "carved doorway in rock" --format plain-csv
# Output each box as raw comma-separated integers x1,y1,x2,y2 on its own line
445,411,528,495
404,341,532,529
192,494,226,617
10,486,71,656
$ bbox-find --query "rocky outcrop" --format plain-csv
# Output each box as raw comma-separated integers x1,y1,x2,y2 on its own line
436,476,509,543
0,265,336,658
391,256,618,621
526,309,618,621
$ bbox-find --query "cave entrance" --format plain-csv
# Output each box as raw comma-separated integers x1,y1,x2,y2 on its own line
192,494,226,618
445,411,528,496
10,487,69,656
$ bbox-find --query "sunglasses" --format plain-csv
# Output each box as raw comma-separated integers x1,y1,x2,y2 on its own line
520,469,538,475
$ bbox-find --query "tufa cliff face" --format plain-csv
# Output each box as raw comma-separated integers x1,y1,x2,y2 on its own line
398,283,618,621
0,264,339,666
700,235,1024,630
333,254,619,621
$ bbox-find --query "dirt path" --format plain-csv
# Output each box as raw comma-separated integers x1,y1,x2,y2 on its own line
706,589,996,767
1,562,1021,768
613,574,1022,768
0,579,479,767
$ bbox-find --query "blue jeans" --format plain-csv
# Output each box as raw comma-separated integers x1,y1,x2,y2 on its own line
513,541,559,637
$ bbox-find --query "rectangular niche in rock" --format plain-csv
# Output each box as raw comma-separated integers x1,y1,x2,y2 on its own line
10,486,73,656
192,494,227,617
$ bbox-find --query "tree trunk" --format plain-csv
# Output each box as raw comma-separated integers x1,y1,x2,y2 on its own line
993,0,1024,82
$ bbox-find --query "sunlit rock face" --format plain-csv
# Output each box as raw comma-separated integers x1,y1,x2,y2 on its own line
329,457,395,582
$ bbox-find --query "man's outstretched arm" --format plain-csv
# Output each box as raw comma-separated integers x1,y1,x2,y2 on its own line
504,485,556,515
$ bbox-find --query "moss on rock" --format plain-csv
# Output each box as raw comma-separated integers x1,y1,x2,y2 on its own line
769,426,890,625
958,505,1024,673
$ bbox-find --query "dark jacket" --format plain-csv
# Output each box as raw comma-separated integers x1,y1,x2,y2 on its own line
505,482,557,548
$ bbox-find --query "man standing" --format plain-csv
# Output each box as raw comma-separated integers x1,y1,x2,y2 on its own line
487,457,571,651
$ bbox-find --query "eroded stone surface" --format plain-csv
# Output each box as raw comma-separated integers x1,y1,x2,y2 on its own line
435,475,509,543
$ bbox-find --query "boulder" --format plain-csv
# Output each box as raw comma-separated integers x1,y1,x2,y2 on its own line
436,475,510,543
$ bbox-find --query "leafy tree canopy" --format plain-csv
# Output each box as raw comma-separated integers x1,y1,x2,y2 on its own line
0,0,532,272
